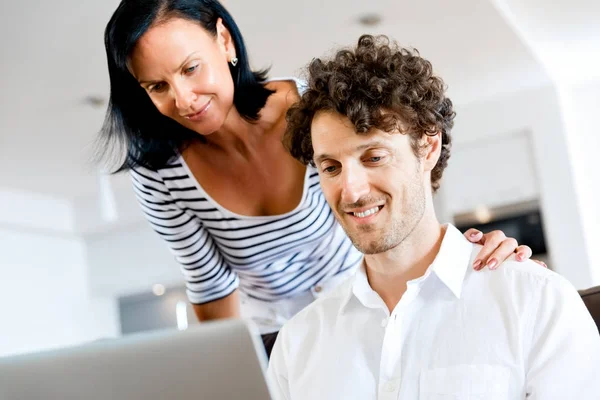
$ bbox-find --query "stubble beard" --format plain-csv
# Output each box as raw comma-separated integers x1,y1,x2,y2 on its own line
341,175,426,255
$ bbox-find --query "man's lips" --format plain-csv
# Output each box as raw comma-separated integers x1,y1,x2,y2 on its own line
343,205,384,219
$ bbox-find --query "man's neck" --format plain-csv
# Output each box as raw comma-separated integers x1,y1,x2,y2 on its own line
364,210,445,313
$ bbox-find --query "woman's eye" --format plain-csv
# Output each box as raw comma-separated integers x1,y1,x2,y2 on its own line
149,83,166,93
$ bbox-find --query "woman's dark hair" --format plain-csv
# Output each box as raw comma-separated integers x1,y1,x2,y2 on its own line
99,0,274,172
285,34,455,192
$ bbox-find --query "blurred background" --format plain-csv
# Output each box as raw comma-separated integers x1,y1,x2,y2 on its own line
0,0,598,357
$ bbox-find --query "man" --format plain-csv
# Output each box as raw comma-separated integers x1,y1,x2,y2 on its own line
267,35,600,399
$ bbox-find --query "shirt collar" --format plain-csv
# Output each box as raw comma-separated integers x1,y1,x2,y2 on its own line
340,224,473,313
429,224,473,299
337,261,382,314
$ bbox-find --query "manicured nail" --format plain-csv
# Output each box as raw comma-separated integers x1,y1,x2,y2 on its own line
473,260,482,270
487,258,498,270
470,231,480,238
516,252,524,261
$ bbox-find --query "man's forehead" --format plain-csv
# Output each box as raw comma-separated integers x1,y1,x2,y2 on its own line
312,112,397,142
312,119,400,163
311,110,408,138
311,111,354,131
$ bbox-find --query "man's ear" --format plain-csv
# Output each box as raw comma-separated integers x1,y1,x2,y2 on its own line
422,131,442,172
216,18,236,61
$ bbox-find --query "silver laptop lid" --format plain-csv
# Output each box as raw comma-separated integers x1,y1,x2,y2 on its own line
0,319,274,400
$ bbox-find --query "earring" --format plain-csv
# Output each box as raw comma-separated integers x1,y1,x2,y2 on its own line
230,57,238,67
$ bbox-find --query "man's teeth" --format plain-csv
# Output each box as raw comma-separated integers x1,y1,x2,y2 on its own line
353,207,380,218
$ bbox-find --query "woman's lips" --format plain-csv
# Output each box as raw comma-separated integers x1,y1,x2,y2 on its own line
184,99,211,121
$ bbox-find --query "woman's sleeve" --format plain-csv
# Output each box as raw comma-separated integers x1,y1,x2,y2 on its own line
130,166,239,304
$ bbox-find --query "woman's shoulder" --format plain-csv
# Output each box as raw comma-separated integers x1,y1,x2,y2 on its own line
279,77,307,95
129,156,187,192
130,163,162,182
259,78,303,128
266,77,307,97
130,156,182,175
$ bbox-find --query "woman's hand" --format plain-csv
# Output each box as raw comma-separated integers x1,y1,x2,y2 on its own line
464,229,548,271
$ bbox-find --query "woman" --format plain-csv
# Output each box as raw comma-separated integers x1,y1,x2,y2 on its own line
100,0,537,356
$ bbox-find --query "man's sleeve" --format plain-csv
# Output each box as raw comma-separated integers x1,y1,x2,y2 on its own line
526,275,600,398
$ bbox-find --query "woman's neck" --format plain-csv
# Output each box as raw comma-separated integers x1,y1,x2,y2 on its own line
204,107,265,156
200,80,294,157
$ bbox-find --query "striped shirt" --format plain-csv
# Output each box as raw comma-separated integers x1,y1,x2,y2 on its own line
130,160,363,331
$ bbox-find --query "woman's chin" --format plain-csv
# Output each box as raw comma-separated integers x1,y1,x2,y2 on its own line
182,119,221,137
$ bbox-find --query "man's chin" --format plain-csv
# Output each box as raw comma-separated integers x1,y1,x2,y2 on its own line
348,235,393,255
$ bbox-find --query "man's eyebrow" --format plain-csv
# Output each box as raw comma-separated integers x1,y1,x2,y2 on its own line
314,153,333,164
313,141,389,164
353,141,388,152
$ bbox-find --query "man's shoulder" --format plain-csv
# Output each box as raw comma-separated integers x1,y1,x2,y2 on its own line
469,249,579,301
280,277,353,337
499,256,571,288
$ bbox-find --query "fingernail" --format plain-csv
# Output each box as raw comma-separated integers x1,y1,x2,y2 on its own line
473,260,482,270
487,258,498,270
542,262,547,268
516,253,524,261
470,231,480,238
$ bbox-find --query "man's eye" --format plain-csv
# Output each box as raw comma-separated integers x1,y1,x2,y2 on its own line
185,65,198,74
323,166,337,173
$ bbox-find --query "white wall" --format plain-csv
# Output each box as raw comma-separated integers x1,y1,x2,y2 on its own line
449,83,594,288
0,228,119,357
444,130,539,214
0,177,183,358
72,176,185,298
558,80,600,283
84,222,183,298
0,188,75,234
490,0,599,286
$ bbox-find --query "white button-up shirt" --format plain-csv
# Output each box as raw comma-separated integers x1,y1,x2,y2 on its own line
267,224,600,400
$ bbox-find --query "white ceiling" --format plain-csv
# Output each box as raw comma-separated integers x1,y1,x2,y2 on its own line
0,0,595,201
0,0,121,199
493,0,600,82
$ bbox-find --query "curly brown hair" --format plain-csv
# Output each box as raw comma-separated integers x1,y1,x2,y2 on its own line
285,34,455,192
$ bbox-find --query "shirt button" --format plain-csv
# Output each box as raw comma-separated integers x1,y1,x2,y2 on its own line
381,318,388,328
313,285,323,293
383,381,399,392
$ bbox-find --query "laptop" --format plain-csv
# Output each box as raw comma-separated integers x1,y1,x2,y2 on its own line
0,319,275,400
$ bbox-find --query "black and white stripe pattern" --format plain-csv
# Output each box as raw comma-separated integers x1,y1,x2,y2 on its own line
130,161,363,304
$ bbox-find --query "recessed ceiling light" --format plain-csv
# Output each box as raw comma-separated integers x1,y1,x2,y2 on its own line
474,205,493,224
357,13,382,27
82,95,106,108
152,284,166,296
